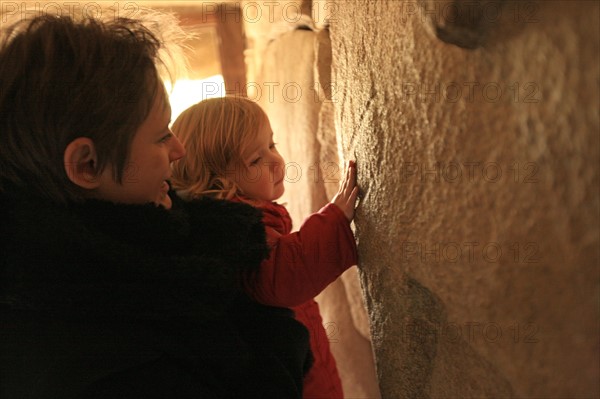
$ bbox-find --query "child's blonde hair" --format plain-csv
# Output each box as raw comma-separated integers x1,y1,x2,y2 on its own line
171,96,268,200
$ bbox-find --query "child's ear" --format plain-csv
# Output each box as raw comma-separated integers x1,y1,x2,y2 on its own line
63,137,102,189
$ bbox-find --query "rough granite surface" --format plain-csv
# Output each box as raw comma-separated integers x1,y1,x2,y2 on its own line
329,0,599,397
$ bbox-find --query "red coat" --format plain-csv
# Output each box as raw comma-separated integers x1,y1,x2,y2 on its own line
238,199,358,399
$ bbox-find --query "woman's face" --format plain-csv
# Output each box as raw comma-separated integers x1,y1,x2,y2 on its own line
94,89,186,209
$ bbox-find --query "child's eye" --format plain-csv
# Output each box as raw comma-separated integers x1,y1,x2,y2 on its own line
250,157,261,166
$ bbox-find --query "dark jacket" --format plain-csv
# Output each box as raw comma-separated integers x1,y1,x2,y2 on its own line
0,190,311,398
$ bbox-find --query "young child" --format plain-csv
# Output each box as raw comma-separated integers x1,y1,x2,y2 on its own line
170,96,359,399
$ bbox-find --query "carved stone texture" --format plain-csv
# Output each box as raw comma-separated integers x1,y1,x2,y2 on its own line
419,0,505,49
331,0,599,397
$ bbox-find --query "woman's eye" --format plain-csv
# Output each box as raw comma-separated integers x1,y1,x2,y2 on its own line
269,142,277,150
159,133,172,143
250,157,261,166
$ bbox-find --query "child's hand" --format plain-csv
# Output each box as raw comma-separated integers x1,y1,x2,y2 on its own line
331,160,359,221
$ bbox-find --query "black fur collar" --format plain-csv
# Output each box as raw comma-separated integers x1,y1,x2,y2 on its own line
0,190,268,325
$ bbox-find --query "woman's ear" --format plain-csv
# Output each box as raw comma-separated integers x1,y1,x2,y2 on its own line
63,137,101,189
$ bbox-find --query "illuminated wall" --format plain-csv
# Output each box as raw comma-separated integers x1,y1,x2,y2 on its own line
330,1,599,397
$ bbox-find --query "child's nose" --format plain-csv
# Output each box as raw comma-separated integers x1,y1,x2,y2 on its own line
269,159,283,172
270,157,285,179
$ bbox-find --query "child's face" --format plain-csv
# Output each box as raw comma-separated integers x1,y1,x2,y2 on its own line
232,118,285,203
94,89,186,209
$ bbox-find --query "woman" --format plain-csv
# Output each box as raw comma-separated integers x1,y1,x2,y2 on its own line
0,13,310,398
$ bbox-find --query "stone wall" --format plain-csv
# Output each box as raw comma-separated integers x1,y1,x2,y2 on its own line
329,0,599,397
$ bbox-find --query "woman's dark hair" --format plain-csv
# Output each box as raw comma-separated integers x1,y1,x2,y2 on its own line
0,13,179,202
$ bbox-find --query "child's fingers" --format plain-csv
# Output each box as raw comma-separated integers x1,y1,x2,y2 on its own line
343,167,351,195
348,186,359,207
351,183,359,199
337,160,357,200
339,161,350,195
349,161,357,187
331,161,359,221
340,186,359,221
344,160,352,187
345,162,356,196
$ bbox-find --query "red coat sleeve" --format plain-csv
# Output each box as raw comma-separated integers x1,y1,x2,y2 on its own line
244,203,358,308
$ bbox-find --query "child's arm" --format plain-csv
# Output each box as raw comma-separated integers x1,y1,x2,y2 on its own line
246,161,360,308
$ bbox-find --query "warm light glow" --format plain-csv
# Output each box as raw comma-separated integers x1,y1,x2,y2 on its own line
166,75,225,125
